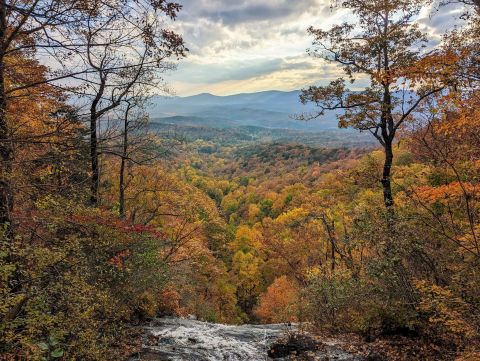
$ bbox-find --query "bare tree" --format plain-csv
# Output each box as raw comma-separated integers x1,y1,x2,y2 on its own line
117,95,151,219
76,1,186,206
115,92,183,219
0,0,186,231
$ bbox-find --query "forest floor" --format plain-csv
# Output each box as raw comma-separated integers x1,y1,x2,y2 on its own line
310,332,456,361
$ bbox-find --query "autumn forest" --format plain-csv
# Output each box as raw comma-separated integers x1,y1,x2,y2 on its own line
1,0,480,360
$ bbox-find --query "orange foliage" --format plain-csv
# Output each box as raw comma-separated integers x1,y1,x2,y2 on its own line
157,289,186,317
108,250,132,269
255,276,299,324
415,182,480,203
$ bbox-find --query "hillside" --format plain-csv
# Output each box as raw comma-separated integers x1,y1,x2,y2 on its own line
149,90,340,131
149,119,374,148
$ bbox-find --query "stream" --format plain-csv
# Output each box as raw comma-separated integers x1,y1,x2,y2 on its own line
131,317,364,361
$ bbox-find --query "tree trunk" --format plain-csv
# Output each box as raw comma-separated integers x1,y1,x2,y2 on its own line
119,157,126,218
119,103,132,219
0,0,13,237
89,76,105,207
380,79,395,214
320,214,336,272
90,112,99,206
119,139,127,219
382,139,394,209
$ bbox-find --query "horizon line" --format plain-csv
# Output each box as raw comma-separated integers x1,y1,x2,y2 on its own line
158,89,301,98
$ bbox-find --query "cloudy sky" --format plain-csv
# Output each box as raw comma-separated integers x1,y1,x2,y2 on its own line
166,0,463,96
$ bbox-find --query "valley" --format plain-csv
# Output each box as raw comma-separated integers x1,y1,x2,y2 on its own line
1,1,479,360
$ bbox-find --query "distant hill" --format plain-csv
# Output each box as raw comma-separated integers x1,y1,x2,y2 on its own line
149,90,340,131
149,119,375,149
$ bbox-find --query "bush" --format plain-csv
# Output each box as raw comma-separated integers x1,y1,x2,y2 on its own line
303,269,361,332
416,281,477,345
0,203,170,360
136,292,158,320
157,288,184,316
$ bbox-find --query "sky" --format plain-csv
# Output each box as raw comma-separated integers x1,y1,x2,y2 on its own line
166,0,463,97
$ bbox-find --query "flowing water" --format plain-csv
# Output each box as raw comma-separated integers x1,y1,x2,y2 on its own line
131,317,364,361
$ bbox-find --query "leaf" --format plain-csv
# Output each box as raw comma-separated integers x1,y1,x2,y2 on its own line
51,349,64,358
49,336,59,346
38,342,49,351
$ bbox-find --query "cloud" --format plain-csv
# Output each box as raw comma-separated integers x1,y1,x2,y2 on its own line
172,0,332,58
164,0,469,96
168,54,346,96
417,2,465,43
173,58,283,84
165,0,339,95
178,0,322,26
172,56,323,85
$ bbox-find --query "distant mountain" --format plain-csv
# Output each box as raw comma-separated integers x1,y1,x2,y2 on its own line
149,90,340,131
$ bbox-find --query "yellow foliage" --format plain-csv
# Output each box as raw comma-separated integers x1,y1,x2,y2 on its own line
275,207,309,226
137,291,158,319
232,250,262,300
416,281,477,339
247,203,261,222
230,225,261,252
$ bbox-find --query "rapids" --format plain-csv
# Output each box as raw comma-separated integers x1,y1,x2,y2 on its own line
131,317,364,361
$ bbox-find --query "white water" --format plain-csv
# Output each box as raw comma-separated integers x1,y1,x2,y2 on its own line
135,317,288,360
132,317,362,361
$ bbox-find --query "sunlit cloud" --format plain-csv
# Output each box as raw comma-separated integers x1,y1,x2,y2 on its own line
164,0,466,96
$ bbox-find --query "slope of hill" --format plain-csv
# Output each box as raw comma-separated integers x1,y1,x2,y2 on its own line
149,90,339,131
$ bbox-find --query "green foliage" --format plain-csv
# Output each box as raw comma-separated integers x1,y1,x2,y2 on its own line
0,200,171,360
304,269,362,331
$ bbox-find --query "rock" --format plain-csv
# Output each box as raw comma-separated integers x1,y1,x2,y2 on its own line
144,334,159,346
268,333,323,359
158,337,175,345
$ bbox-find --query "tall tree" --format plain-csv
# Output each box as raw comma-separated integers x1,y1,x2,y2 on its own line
299,0,445,214
0,0,87,235
79,1,185,206
116,94,152,219
0,0,186,227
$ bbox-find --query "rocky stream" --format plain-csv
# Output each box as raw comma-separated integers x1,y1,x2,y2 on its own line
130,317,365,361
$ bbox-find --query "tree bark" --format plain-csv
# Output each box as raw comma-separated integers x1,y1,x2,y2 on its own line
119,157,126,219
0,0,13,237
89,75,106,207
381,80,395,213
89,111,99,206
382,139,394,209
119,106,130,219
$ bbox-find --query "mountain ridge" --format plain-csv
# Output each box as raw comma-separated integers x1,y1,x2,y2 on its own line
149,90,339,131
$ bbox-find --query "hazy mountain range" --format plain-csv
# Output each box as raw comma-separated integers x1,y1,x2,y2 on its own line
149,90,340,131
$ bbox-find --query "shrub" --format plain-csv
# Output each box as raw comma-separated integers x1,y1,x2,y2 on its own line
303,269,361,332
416,281,477,345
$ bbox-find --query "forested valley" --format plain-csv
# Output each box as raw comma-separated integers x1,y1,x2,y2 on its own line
1,0,480,360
